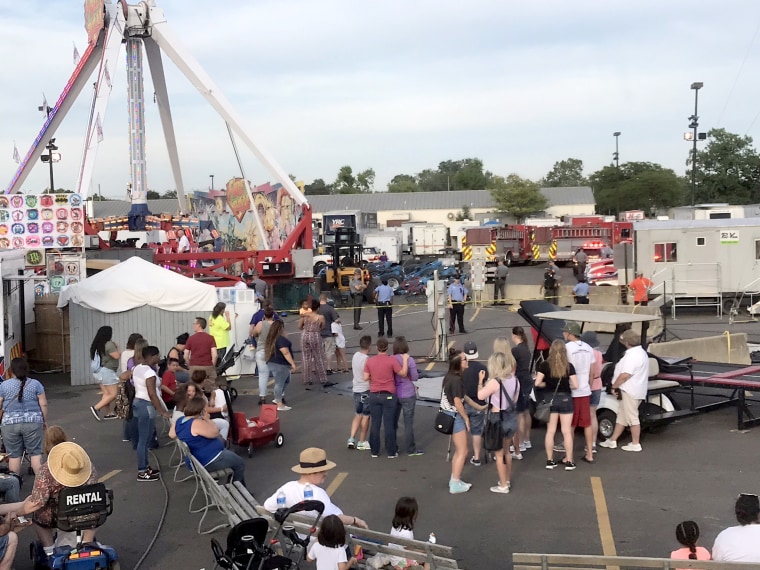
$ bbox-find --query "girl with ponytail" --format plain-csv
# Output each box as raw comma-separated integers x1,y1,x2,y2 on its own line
671,520,711,568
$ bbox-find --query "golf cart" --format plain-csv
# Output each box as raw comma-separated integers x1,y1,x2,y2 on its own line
519,300,698,438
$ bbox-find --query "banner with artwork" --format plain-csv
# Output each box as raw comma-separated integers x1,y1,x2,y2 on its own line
0,193,84,250
188,179,302,252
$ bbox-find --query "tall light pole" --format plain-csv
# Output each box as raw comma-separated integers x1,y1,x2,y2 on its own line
209,174,215,191
40,138,61,192
689,82,703,207
613,131,621,168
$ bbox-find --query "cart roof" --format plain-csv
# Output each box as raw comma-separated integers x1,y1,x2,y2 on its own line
534,310,660,324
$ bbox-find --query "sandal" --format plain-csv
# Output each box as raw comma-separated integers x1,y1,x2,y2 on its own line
581,456,595,464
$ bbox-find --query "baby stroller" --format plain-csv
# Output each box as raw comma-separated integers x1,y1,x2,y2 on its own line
217,343,249,401
230,405,284,458
31,482,119,569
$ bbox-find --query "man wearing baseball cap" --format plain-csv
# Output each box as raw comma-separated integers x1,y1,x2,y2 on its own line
263,447,368,529
562,321,594,467
461,341,488,466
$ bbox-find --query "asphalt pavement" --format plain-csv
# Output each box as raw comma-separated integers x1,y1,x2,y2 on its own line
13,263,760,569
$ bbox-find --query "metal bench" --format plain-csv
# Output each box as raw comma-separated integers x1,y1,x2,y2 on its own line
513,553,759,570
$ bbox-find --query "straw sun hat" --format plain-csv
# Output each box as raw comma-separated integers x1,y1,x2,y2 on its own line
291,447,336,474
48,442,92,487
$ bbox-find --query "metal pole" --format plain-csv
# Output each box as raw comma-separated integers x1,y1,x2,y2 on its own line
48,143,55,192
691,89,699,207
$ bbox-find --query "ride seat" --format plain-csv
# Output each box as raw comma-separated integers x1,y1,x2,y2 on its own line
56,483,113,532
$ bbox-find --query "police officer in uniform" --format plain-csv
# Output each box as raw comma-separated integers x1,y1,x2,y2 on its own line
374,279,394,337
447,275,469,334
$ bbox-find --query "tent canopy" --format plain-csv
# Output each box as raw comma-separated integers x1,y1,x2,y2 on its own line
57,257,218,313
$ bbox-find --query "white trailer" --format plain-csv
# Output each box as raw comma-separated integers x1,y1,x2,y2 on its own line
0,250,34,378
633,218,760,313
364,231,403,263
410,224,449,256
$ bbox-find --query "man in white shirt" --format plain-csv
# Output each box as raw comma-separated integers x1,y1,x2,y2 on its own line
713,493,760,562
347,336,372,450
177,229,191,266
599,329,649,452
263,447,368,529
562,322,594,466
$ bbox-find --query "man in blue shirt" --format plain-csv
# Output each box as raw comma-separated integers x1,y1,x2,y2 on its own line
374,279,394,337
447,275,469,334
573,276,590,304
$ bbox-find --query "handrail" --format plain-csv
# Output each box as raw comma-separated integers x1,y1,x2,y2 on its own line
513,552,760,570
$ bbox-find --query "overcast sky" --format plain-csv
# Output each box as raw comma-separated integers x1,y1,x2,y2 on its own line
2,0,760,199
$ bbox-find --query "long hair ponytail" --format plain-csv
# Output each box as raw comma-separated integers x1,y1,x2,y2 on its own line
11,358,29,402
675,520,700,560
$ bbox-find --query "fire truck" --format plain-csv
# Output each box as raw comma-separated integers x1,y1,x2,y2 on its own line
550,220,632,265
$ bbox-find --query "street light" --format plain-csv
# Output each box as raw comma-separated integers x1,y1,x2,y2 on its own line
612,132,621,168
689,82,703,207
40,138,61,192
209,174,215,191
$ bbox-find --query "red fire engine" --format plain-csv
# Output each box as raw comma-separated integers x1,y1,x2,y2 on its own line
550,219,632,265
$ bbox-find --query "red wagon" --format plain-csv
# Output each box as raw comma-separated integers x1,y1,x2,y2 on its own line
231,405,284,457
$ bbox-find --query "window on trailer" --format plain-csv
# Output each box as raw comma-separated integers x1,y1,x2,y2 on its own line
654,242,677,262
696,237,705,246
755,240,760,260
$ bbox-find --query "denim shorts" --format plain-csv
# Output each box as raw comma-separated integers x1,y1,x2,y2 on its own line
447,411,467,434
464,404,485,436
550,394,574,415
1,422,44,457
95,367,120,386
353,391,370,416
590,389,602,408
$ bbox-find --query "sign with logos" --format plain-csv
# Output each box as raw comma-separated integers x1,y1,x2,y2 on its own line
719,230,739,244
0,193,84,250
46,254,84,292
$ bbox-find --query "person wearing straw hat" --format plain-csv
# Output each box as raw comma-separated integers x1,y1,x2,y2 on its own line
263,448,368,529
2,442,97,555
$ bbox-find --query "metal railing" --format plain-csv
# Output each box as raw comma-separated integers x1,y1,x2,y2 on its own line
513,552,760,570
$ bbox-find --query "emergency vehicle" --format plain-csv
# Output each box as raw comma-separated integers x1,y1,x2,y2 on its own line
551,219,632,265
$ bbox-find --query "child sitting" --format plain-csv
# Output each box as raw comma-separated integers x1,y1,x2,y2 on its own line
671,520,711,569
307,514,356,570
388,497,429,570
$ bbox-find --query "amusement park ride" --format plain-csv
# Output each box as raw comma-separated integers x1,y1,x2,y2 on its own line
5,0,313,286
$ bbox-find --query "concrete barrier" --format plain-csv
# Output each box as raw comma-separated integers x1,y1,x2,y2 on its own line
568,304,663,338
648,332,750,365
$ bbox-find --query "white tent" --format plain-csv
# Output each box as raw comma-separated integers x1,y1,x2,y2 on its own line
57,256,218,313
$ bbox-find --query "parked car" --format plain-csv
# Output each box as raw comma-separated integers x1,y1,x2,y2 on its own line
586,258,618,286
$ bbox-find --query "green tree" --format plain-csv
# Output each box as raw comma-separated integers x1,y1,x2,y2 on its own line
146,190,161,199
356,168,375,193
590,162,684,215
161,190,178,199
489,174,547,222
542,158,588,187
417,168,449,193
304,178,332,195
690,128,760,204
333,166,374,193
455,205,472,221
387,174,419,193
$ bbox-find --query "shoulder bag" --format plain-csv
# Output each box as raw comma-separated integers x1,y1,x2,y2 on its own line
434,380,455,435
534,372,562,424
483,379,518,451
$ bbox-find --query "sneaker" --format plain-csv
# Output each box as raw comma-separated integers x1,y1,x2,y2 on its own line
523,441,532,450
89,406,101,421
563,461,577,471
371,454,379,458
277,405,292,411
621,443,642,452
147,467,161,476
490,484,511,494
258,398,266,406
387,453,399,459
511,452,523,460
323,382,338,388
584,444,598,454
326,369,334,375
469,457,482,466
509,444,515,452
408,450,425,457
347,438,356,449
353,325,363,330
519,442,527,452
553,443,565,453
599,439,618,449
449,480,470,494
356,441,371,451
137,471,159,482
545,459,558,470
103,413,118,420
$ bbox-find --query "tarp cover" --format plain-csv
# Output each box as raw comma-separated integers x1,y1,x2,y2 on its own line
57,256,218,313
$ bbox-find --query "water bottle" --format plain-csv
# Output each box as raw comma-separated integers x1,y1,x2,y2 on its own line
428,532,436,544
304,483,314,500
276,490,286,509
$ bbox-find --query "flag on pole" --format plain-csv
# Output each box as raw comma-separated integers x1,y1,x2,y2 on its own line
95,114,104,143
12,143,20,164
73,42,80,65
104,62,112,89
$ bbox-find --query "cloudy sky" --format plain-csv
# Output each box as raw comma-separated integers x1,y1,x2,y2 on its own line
2,0,760,198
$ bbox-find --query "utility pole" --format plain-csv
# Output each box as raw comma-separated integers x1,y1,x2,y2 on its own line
689,82,703,207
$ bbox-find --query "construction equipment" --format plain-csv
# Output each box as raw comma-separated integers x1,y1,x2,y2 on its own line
321,228,370,306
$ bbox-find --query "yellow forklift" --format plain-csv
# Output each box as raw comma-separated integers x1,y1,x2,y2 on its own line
322,228,371,306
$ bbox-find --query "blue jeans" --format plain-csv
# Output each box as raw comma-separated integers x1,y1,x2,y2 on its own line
0,474,19,503
132,399,156,472
369,392,398,456
268,362,291,403
206,450,246,486
393,396,417,454
256,349,270,399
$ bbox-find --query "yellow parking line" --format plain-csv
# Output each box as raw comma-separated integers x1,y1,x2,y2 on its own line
326,472,348,496
469,307,481,322
98,470,120,483
591,476,619,570
448,340,455,349
425,361,435,371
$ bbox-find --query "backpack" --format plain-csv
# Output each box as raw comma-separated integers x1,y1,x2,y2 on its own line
90,351,101,373
544,272,556,290
114,379,135,420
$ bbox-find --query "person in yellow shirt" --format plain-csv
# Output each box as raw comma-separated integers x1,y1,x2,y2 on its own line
209,302,232,362
628,272,654,306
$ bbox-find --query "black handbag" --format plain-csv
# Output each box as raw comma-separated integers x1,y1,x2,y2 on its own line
434,410,455,435
483,379,517,451
534,374,562,423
